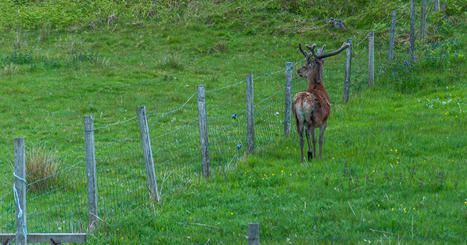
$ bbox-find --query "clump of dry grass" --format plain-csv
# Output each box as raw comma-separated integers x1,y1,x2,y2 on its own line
26,146,60,193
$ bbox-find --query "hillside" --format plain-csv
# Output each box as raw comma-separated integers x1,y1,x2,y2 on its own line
0,0,466,243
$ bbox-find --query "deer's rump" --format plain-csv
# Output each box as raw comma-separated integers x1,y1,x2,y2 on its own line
292,90,330,128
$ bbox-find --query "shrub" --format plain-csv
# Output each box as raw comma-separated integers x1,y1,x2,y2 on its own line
26,146,60,193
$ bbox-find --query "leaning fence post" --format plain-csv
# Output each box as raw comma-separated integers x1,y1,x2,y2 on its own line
410,0,416,61
137,106,161,200
421,0,427,42
246,74,255,153
14,138,27,245
284,62,292,136
84,116,98,230
388,10,397,63
368,31,374,87
196,86,211,178
434,0,440,12
343,38,352,104
248,223,260,245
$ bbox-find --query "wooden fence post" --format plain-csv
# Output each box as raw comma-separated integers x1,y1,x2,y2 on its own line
421,0,427,42
196,86,211,177
246,74,255,153
84,116,98,230
368,31,374,87
14,138,27,245
343,38,352,104
410,0,416,61
248,223,260,245
434,0,440,12
137,106,161,200
284,62,292,136
388,10,397,63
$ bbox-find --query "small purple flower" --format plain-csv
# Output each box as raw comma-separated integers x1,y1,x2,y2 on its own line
438,43,441,47
392,72,395,77
389,76,391,80
231,113,237,119
413,57,416,61
236,143,242,150
450,40,453,44
443,55,446,58
455,53,458,57
404,60,408,66
432,44,435,48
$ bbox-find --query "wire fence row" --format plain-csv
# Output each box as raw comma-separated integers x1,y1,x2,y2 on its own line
1,1,462,242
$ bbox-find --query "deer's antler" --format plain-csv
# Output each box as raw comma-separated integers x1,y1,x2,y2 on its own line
305,44,317,58
298,43,308,58
319,45,326,56
316,43,349,59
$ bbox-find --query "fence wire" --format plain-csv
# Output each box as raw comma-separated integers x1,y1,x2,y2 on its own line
1,1,458,242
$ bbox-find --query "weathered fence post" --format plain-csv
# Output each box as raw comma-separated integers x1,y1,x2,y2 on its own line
343,38,352,104
248,223,260,245
246,74,255,153
388,10,397,63
14,138,27,245
368,31,374,87
284,62,292,136
421,0,427,42
196,86,211,178
410,0,416,61
434,0,440,12
137,106,161,200
84,116,98,230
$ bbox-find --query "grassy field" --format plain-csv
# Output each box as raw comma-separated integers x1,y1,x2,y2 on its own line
0,0,466,244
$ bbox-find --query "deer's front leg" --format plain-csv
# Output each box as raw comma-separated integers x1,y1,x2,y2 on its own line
318,123,327,159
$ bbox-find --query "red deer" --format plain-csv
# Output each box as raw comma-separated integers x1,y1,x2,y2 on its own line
292,42,349,162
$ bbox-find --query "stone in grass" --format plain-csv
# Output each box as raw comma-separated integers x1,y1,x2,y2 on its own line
324,18,347,30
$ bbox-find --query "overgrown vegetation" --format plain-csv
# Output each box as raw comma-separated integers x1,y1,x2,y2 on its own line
26,146,59,193
0,0,465,243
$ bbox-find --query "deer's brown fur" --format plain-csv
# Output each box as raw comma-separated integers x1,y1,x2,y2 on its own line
292,42,349,162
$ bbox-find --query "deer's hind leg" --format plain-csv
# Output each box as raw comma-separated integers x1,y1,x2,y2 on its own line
298,124,305,163
311,128,317,158
305,127,313,161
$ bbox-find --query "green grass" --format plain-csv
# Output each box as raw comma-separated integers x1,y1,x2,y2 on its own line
0,0,466,244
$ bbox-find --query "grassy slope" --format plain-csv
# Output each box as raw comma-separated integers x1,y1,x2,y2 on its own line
0,1,466,243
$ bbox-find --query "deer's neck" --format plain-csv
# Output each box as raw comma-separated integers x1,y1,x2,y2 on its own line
306,63,324,91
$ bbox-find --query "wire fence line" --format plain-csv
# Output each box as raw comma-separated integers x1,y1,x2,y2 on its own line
1,1,460,242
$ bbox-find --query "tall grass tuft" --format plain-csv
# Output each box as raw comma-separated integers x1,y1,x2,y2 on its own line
156,54,184,71
26,146,60,193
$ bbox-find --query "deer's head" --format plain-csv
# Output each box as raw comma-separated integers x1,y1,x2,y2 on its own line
297,42,350,81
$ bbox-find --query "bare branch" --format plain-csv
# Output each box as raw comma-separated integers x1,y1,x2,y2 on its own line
318,43,349,59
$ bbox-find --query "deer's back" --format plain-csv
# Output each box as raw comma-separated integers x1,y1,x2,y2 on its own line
293,90,330,128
